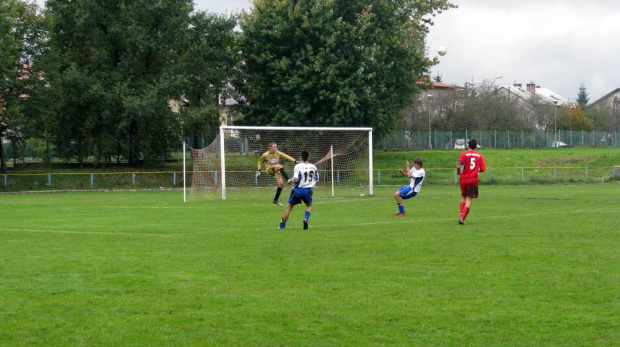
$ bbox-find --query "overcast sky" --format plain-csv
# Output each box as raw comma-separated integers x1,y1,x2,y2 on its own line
38,0,618,102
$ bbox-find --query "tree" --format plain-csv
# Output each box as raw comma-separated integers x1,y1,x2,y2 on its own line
171,11,240,148
43,0,192,164
576,83,589,107
236,0,455,139
559,105,593,131
0,0,47,172
44,0,238,165
434,79,534,131
582,106,610,130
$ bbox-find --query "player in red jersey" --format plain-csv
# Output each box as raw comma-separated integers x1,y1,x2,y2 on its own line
456,139,486,225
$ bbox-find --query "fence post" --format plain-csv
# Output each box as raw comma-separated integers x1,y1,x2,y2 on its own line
91,173,94,188
507,130,510,148
454,168,458,184
4,174,7,188
173,172,177,186
585,167,588,182
132,172,136,185
47,174,52,187
46,136,51,165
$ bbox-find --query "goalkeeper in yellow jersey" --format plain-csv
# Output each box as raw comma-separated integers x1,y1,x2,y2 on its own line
257,142,296,206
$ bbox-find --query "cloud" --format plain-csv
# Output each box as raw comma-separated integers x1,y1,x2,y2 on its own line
427,1,620,101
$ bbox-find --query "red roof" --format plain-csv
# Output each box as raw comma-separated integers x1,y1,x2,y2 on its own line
417,75,459,89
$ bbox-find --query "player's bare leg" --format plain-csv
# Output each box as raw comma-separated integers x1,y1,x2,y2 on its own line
278,204,293,229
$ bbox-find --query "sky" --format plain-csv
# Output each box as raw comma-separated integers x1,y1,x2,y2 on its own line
190,0,619,103
37,0,619,102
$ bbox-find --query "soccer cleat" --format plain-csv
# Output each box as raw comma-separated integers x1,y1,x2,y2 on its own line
273,200,283,206
277,226,285,230
458,218,465,225
395,212,406,217
303,219,308,230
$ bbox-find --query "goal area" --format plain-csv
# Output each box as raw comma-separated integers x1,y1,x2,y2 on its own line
184,126,373,201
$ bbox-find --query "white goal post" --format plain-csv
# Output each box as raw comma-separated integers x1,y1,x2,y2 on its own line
184,126,373,201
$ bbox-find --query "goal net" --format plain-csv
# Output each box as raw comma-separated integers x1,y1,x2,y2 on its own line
184,126,373,201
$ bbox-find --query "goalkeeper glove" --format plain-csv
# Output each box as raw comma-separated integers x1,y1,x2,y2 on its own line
256,170,261,177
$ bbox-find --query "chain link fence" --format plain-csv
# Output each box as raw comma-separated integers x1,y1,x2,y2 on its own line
3,130,619,168
1,166,618,192
379,130,620,150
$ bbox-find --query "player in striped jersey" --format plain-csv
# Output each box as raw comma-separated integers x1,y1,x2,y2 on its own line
394,157,425,216
277,150,319,230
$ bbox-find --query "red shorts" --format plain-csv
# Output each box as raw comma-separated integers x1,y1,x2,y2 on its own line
460,177,479,198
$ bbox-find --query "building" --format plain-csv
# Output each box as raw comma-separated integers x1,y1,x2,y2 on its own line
590,88,620,111
499,82,568,106
416,75,461,99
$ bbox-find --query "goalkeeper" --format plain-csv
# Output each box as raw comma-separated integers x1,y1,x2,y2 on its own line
257,142,296,206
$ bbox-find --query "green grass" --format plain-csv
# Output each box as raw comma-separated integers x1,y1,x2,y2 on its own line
374,146,620,169
375,147,620,185
1,184,619,346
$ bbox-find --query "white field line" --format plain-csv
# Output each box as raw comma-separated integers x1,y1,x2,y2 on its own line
92,199,368,209
2,206,618,237
0,228,175,237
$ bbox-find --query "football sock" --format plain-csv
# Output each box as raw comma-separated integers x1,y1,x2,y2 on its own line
398,204,405,214
304,211,311,220
279,168,289,181
274,187,282,201
460,202,465,214
461,207,470,221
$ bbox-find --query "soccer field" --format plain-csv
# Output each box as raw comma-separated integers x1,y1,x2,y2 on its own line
1,184,619,345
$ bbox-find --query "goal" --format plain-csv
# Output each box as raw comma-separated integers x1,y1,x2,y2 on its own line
183,126,373,201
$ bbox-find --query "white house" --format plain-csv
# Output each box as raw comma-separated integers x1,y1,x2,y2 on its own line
499,82,569,106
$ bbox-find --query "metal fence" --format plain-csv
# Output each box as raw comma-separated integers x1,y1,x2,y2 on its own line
1,166,618,193
380,130,620,150
3,130,620,167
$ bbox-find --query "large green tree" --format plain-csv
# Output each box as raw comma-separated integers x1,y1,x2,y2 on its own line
44,0,195,164
170,11,240,148
0,0,47,172
236,0,454,138
43,0,238,165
